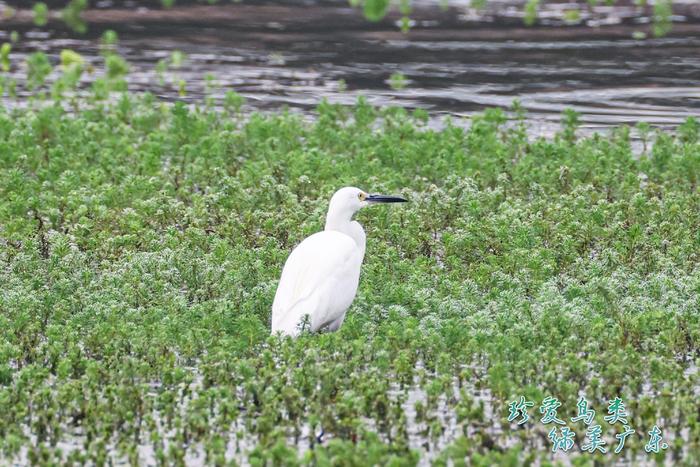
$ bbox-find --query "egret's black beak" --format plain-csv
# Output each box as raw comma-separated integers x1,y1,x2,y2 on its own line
366,194,408,203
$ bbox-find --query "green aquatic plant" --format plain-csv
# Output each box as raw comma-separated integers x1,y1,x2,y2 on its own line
0,43,10,72
224,90,245,114
652,0,673,37
100,29,119,55
89,46,129,98
25,51,51,91
563,8,581,24
524,0,540,26
388,72,408,90
105,53,129,80
61,0,87,34
32,2,48,27
0,88,698,464
51,49,85,99
155,50,188,91
353,0,680,36
363,0,390,22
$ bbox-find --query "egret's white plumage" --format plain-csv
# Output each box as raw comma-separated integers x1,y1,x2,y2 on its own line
271,186,406,336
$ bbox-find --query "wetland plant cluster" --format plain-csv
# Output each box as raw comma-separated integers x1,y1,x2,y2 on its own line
0,61,699,464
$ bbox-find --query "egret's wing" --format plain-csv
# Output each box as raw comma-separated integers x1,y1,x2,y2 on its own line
271,231,360,335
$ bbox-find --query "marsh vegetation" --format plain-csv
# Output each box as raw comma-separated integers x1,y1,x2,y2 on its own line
1,77,699,463
1,2,699,465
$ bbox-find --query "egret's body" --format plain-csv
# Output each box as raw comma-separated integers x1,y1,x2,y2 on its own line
271,187,406,336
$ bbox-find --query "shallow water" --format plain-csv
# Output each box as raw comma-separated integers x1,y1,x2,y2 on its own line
2,1,700,137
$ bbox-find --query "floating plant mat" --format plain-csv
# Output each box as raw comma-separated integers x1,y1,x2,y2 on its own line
0,94,699,465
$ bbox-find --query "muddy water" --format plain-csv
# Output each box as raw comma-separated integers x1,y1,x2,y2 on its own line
2,1,700,137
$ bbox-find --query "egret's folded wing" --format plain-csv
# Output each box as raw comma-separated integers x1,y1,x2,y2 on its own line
271,231,358,335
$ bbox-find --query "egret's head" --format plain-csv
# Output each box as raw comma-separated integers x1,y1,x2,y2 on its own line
328,186,407,217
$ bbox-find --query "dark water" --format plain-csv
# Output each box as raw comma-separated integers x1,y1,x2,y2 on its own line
2,1,700,136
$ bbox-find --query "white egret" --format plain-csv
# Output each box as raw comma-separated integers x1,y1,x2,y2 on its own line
271,186,407,336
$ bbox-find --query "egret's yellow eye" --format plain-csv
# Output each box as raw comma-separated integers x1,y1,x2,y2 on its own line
358,192,367,201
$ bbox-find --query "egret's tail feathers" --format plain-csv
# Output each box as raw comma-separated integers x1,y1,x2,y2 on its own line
270,295,319,337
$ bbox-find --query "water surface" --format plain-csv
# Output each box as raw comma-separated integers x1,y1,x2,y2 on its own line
3,1,700,135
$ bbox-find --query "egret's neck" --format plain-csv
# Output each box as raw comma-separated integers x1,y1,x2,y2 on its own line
325,207,366,251
325,206,355,237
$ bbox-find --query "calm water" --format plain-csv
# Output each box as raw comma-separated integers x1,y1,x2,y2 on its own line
3,1,700,135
